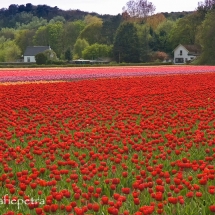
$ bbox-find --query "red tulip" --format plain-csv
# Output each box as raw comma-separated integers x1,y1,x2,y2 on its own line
209,205,215,212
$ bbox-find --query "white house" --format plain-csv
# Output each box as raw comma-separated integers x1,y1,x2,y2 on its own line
173,44,200,64
23,46,51,63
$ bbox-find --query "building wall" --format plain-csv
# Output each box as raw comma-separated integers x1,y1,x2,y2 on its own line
174,45,196,64
24,56,36,63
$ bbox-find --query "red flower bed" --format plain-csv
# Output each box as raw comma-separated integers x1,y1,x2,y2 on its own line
0,73,215,214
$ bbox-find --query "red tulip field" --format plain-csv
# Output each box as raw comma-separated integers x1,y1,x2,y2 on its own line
0,66,215,215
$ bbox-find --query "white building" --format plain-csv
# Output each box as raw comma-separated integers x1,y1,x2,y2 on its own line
23,46,51,63
173,44,200,64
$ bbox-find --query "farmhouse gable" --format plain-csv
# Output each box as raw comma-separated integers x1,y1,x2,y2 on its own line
173,44,200,64
23,46,51,63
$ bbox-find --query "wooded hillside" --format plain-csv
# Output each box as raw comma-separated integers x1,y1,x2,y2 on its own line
0,0,214,64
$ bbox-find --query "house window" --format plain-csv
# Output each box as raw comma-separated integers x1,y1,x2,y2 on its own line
175,58,184,63
27,57,30,62
180,50,182,55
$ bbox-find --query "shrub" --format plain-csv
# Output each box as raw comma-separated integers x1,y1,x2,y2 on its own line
43,49,58,61
150,51,169,62
35,53,47,65
46,59,66,65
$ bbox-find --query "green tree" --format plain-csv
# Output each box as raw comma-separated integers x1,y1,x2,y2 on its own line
15,29,35,54
82,43,112,59
63,20,86,47
15,11,34,25
84,15,103,25
64,48,72,61
4,42,21,62
73,39,89,59
49,16,66,24
35,52,47,64
197,9,215,64
136,23,152,62
46,22,64,57
113,22,140,63
169,12,204,49
100,15,122,45
43,49,58,61
33,26,49,46
0,28,16,40
62,20,86,52
155,20,175,53
16,16,48,30
0,38,21,62
79,22,103,45
0,37,6,61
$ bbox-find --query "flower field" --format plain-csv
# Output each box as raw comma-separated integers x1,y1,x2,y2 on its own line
0,66,215,215
1,65,215,82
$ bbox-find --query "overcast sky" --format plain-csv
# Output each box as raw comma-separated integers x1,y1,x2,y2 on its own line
0,0,200,15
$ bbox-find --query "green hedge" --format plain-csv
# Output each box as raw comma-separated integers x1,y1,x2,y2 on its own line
0,62,173,68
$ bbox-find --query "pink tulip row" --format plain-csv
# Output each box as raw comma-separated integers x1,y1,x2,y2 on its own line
0,66,215,82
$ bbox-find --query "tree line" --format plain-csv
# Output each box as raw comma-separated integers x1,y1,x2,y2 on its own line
0,0,214,64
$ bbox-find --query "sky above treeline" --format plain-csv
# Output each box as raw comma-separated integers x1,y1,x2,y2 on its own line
0,0,201,15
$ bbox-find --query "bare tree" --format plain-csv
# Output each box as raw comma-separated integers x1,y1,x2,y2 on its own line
198,0,215,11
122,0,156,19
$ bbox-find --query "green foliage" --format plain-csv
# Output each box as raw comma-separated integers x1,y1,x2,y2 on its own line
0,38,21,62
63,20,86,47
84,15,103,25
43,49,58,61
113,22,140,63
46,59,65,65
62,20,86,50
34,22,64,57
0,28,16,40
64,48,72,61
162,11,193,20
4,42,21,62
0,3,212,65
100,15,122,45
15,12,34,24
196,9,215,65
136,24,151,62
73,39,89,59
33,26,49,46
35,52,47,65
82,43,112,59
49,16,66,24
15,29,35,53
0,37,6,61
155,20,175,53
79,22,103,45
0,4,116,29
169,12,204,50
15,16,48,30
46,22,64,57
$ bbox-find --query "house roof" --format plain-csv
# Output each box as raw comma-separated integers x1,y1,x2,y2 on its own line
183,45,200,54
24,46,50,56
173,44,201,55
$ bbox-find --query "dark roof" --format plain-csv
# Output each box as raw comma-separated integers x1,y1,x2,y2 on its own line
183,44,201,55
24,46,50,56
